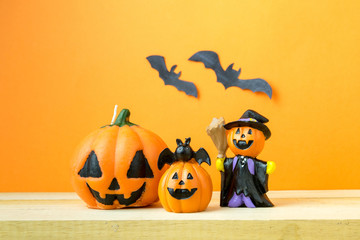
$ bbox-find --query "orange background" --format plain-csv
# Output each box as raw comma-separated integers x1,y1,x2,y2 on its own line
1,0,360,192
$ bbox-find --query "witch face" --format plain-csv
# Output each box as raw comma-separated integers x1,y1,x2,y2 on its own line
226,126,265,158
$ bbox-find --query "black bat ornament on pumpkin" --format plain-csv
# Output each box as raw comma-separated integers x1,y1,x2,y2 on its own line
189,51,272,99
158,137,210,170
146,55,198,98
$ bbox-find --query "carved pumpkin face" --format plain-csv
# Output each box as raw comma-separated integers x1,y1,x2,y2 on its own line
158,159,212,213
226,126,265,158
70,109,168,209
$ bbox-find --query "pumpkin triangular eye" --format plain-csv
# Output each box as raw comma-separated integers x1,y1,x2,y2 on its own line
127,150,154,178
187,173,193,179
172,172,178,179
78,151,102,178
236,128,240,134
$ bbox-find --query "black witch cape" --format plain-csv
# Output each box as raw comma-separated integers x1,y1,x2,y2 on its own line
220,156,273,207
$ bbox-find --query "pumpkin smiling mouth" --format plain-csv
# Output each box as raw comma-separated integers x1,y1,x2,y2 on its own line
233,140,254,150
167,187,197,200
87,182,146,206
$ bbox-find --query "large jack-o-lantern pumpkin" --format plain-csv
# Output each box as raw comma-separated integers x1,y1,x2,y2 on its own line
70,108,168,209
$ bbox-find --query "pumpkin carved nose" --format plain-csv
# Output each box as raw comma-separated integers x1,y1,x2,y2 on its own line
241,134,246,138
179,180,185,185
108,178,120,190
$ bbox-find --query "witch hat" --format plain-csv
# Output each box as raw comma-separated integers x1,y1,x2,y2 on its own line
223,109,271,140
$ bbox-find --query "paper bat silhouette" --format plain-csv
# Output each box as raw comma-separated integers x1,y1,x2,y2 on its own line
147,55,198,98
189,51,272,99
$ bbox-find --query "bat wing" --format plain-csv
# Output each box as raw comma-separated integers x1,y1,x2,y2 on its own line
195,148,211,166
158,148,175,170
167,78,198,98
189,51,222,70
229,78,272,99
147,55,198,98
147,55,169,78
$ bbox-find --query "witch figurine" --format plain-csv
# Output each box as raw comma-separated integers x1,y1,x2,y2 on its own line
207,109,276,208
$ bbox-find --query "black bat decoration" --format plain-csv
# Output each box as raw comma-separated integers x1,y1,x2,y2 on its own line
189,51,272,99
194,148,211,166
157,148,175,171
158,137,211,170
147,55,198,98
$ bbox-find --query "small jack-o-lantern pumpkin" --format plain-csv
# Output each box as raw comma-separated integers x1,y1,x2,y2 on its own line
226,126,265,158
70,108,168,209
157,138,212,213
224,110,271,158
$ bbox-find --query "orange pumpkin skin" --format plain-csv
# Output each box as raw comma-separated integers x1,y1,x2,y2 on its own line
70,109,168,209
158,159,213,213
226,126,265,158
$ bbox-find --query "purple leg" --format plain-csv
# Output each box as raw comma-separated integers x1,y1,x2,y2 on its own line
228,192,243,207
228,192,256,208
242,195,256,208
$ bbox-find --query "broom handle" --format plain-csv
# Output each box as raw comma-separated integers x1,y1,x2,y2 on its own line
206,117,228,158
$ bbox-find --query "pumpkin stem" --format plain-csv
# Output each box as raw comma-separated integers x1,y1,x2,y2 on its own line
113,108,136,127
